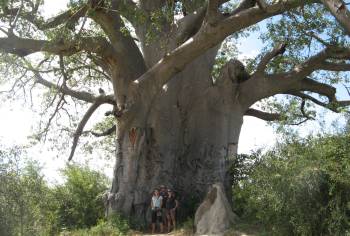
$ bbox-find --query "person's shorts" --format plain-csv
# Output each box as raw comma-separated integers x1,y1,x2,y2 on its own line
151,209,162,223
166,208,176,217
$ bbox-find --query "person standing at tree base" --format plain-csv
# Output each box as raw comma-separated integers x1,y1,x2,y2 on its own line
159,185,168,227
151,189,164,234
166,189,179,233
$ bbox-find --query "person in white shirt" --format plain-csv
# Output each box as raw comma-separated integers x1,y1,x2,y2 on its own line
151,188,164,234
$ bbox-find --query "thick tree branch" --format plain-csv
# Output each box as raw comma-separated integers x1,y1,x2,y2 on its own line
90,7,146,78
231,0,258,15
317,61,350,71
322,0,350,36
176,7,206,44
254,43,287,75
244,108,282,121
256,0,268,11
0,34,117,58
86,3,147,109
298,78,337,101
68,96,106,161
289,46,350,77
240,45,350,108
206,0,221,24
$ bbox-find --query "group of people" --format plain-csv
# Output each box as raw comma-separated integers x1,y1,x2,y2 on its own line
151,185,179,234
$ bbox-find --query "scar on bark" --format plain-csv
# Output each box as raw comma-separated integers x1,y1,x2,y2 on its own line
129,127,137,149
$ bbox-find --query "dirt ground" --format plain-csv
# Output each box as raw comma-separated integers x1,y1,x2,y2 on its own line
131,229,257,236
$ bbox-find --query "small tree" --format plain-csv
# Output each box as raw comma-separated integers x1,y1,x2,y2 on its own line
54,164,109,230
0,146,55,236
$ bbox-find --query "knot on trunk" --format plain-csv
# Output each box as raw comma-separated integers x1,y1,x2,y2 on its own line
217,59,250,86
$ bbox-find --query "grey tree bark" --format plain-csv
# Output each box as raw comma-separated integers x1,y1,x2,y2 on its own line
106,31,247,224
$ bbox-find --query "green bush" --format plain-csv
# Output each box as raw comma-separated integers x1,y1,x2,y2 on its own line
233,134,350,235
54,164,110,230
108,213,131,235
0,146,58,236
60,216,131,236
0,145,114,235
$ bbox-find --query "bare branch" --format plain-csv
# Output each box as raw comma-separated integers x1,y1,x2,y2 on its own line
32,72,95,103
244,108,282,121
10,0,24,29
254,43,287,75
59,55,69,84
2,5,88,30
300,99,315,121
245,100,316,125
287,91,330,109
287,90,350,112
322,0,350,36
39,94,66,142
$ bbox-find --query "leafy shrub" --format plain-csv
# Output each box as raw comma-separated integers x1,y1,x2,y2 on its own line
108,213,131,235
0,146,58,236
54,164,109,230
60,217,130,236
233,134,350,235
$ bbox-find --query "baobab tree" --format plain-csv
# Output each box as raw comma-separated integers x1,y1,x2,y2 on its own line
1,0,350,225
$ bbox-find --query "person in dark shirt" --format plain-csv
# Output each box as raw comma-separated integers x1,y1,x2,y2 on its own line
159,185,168,225
165,189,179,232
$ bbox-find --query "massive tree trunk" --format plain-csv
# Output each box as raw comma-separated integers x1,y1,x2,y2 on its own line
106,35,246,225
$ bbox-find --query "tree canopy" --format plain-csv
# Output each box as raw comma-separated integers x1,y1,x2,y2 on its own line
0,0,350,159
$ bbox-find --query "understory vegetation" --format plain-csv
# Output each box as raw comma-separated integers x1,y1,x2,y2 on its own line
233,128,350,235
0,148,117,236
2,126,350,235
